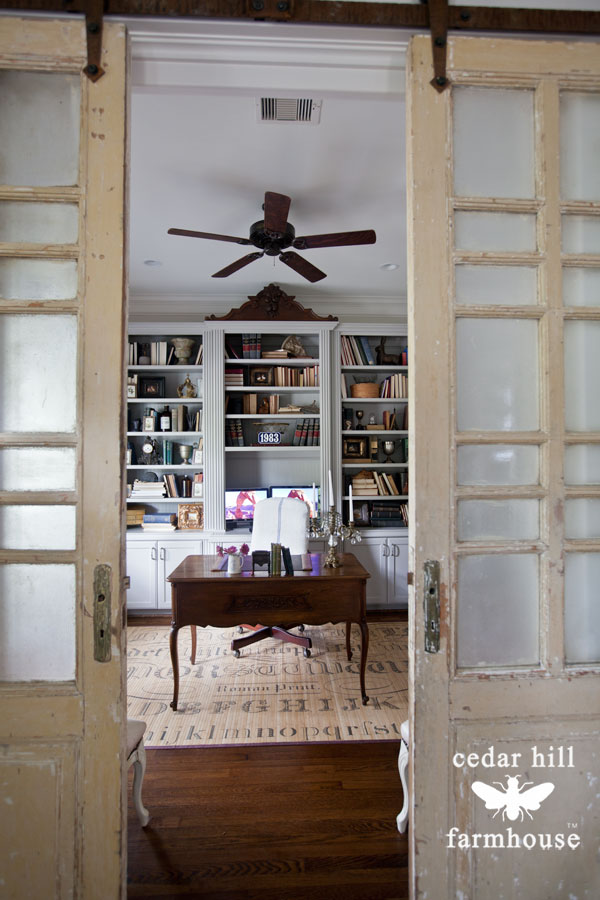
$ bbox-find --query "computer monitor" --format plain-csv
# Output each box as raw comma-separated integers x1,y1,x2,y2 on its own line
224,489,268,521
270,486,319,518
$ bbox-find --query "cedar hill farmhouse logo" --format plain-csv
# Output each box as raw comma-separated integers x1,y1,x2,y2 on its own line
446,744,582,851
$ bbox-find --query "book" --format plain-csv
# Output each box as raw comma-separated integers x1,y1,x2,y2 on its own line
292,419,303,446
270,542,281,576
282,545,294,576
358,336,376,365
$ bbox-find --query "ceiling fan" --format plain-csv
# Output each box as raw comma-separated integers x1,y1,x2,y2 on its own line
168,191,376,283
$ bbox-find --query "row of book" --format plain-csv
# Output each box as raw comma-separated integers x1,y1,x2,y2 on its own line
269,543,294,576
370,501,408,528
379,373,408,399
340,335,407,368
128,340,203,366
273,365,319,387
350,469,405,497
292,418,320,446
242,394,280,414
163,472,203,498
225,419,244,446
242,334,261,358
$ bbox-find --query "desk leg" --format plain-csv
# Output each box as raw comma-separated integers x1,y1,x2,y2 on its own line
359,620,369,706
346,621,352,661
169,623,180,711
190,625,197,664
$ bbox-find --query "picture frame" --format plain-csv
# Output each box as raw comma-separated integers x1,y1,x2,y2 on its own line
142,413,156,432
354,502,370,527
127,384,137,398
139,376,166,398
342,437,368,462
192,448,203,465
192,482,203,498
249,366,273,387
177,502,203,530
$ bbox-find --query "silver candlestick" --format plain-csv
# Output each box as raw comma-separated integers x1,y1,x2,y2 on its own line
308,503,362,568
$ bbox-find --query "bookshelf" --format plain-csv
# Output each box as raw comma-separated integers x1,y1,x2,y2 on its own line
336,326,408,530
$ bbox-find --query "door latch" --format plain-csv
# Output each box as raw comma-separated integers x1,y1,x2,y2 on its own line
423,560,440,653
94,563,111,662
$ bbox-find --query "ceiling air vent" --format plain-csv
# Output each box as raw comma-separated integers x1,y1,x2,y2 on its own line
257,98,322,124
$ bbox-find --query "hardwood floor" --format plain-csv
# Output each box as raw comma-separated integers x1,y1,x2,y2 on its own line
127,742,408,899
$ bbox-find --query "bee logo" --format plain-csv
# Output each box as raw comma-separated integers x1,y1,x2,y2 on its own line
471,775,555,822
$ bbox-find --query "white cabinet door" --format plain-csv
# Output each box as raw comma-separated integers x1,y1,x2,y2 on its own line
388,539,408,608
157,539,203,609
347,536,389,609
127,540,159,610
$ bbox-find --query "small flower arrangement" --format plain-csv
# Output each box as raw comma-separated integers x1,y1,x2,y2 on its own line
216,543,250,557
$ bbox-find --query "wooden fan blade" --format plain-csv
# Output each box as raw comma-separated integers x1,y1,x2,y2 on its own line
212,252,264,278
279,251,326,283
293,229,376,250
168,228,252,245
263,192,291,235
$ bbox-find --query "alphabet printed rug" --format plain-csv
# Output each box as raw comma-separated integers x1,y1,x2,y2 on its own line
127,622,408,747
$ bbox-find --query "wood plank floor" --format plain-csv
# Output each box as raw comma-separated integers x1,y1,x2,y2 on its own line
127,742,408,899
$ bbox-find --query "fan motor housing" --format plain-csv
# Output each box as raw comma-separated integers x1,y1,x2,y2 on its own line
250,220,295,255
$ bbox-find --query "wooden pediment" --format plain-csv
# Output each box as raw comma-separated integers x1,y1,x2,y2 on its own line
205,284,337,322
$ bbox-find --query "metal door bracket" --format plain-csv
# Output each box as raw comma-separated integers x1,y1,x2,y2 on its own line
423,559,440,653
83,0,105,81
94,563,111,662
427,0,451,92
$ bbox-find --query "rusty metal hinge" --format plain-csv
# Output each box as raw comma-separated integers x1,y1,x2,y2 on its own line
426,0,451,92
84,0,105,81
423,559,441,653
93,563,112,662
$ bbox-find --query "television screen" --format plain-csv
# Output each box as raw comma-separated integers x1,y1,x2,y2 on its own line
270,486,319,518
225,489,268,521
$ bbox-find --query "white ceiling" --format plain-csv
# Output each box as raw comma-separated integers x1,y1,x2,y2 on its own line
127,19,409,319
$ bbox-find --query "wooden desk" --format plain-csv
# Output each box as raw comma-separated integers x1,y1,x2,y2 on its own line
166,552,371,708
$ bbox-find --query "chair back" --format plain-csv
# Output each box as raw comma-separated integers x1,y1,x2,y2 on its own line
250,497,309,555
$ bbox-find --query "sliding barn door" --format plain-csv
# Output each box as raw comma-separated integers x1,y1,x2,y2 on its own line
0,17,127,897
408,35,600,898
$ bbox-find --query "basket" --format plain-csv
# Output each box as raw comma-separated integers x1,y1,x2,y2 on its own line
350,382,380,399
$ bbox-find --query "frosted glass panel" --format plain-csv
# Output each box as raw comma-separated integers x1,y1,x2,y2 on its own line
458,499,539,541
0,506,76,550
455,212,537,253
562,216,600,254
453,87,534,199
563,268,600,307
455,265,537,306
457,554,539,667
565,444,600,485
0,447,76,491
565,499,600,539
0,259,77,300
560,92,600,202
456,319,539,431
457,445,539,485
564,321,600,432
0,564,76,681
0,315,77,432
0,71,80,187
565,553,600,664
0,202,78,244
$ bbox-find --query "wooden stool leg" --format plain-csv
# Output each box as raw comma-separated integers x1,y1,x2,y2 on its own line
131,741,150,827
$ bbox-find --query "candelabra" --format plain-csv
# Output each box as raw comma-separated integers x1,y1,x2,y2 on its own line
308,504,362,568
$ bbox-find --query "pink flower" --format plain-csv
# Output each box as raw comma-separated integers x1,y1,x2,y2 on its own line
240,543,250,556
216,543,250,556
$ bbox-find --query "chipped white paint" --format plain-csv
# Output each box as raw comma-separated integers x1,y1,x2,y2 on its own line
408,33,600,900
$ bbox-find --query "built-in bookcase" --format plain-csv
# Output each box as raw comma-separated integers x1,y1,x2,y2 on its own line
336,326,408,529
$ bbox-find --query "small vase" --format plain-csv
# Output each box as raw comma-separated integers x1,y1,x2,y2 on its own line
227,553,242,574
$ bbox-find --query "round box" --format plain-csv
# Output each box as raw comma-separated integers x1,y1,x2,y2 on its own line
350,382,380,398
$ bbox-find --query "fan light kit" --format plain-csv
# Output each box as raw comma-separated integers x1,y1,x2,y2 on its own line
168,191,376,283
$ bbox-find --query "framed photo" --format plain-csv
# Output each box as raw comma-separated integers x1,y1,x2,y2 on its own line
192,482,203,498
127,384,137,398
177,502,203,530
342,437,368,462
192,448,203,465
139,376,165,399
354,502,370,526
142,414,156,432
249,366,273,387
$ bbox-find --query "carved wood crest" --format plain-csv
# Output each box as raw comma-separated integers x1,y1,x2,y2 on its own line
205,284,337,322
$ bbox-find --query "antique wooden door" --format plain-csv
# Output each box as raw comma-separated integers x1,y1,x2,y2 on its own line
408,34,600,898
0,17,127,897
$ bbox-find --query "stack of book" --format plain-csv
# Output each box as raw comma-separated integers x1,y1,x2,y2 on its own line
130,479,167,501
141,513,177,531
225,367,244,386
351,470,378,496
262,349,289,359
126,507,145,527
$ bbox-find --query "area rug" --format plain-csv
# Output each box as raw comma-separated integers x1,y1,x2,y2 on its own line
127,622,407,747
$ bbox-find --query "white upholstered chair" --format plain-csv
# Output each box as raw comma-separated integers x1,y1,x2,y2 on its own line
231,497,311,657
397,718,410,833
127,718,150,827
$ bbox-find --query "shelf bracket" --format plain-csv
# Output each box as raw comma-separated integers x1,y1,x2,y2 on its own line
426,0,451,93
83,0,105,82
